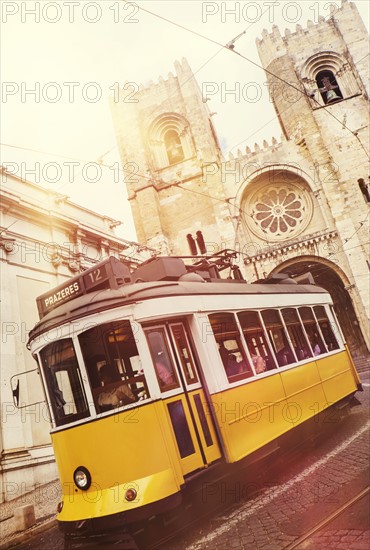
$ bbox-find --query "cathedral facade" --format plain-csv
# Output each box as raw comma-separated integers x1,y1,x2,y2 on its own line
111,0,369,367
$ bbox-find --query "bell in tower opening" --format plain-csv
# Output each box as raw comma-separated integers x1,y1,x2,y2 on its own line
316,71,343,104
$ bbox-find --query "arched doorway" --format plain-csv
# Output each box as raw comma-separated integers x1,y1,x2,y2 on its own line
271,257,369,369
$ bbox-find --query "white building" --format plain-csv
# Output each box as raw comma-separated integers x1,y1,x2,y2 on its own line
0,167,150,502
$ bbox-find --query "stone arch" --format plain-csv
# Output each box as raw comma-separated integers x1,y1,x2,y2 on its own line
269,255,369,366
235,163,320,207
301,51,360,106
148,113,193,168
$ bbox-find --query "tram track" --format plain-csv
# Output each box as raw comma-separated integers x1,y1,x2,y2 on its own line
137,426,338,550
285,485,370,550
142,483,370,550
138,416,369,550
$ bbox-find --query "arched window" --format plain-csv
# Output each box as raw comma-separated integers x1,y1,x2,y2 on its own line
316,70,343,104
164,130,184,164
301,51,359,108
148,113,193,169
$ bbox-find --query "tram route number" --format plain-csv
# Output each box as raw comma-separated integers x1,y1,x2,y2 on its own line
42,264,107,309
83,266,107,289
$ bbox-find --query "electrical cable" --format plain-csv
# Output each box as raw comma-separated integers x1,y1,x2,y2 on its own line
129,0,369,159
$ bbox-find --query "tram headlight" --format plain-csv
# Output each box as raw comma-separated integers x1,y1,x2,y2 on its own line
73,466,91,490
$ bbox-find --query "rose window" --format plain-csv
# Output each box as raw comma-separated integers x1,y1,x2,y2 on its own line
245,184,312,242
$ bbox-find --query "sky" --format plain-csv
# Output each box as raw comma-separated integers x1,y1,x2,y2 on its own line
1,0,369,241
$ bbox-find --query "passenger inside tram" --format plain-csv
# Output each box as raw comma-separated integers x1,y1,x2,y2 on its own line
275,345,295,366
247,345,267,374
155,352,177,386
218,342,252,379
97,364,136,410
225,353,241,376
78,321,150,411
145,329,179,391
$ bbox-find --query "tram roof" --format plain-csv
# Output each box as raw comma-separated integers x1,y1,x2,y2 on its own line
28,279,328,344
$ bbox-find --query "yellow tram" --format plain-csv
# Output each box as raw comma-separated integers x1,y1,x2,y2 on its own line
26,254,361,544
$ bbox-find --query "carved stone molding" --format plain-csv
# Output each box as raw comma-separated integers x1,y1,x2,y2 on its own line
244,230,338,264
0,238,16,253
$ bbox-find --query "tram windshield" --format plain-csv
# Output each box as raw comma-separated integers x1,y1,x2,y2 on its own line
39,339,90,427
78,320,150,413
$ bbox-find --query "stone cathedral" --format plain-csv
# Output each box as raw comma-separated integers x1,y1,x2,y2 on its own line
111,0,369,368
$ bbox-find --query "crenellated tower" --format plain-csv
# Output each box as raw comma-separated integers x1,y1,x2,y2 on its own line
255,0,369,214
111,58,234,255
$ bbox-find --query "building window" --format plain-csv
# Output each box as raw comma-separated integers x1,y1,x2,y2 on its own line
316,70,343,104
186,231,206,255
358,178,370,203
302,51,360,108
244,179,313,243
149,113,193,169
164,130,184,164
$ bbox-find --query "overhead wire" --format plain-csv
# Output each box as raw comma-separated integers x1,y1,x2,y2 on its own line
125,0,370,263
129,0,369,159
2,2,369,263
0,3,273,235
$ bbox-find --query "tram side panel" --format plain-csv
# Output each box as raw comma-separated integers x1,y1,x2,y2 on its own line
314,349,360,405
210,376,289,463
210,349,359,465
54,401,185,522
279,360,329,424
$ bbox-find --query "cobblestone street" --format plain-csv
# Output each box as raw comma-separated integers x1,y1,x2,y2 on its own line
2,375,368,550
175,378,370,550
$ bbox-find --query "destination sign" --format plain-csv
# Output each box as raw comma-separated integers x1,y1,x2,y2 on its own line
36,257,132,318
43,281,82,309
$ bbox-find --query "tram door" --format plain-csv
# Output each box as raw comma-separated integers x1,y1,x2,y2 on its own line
145,321,222,477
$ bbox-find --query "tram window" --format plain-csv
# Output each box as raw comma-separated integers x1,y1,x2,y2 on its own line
78,321,150,413
40,339,90,427
313,306,339,351
298,307,327,355
170,323,198,385
167,400,195,458
145,328,180,392
261,309,295,367
208,312,253,381
237,311,276,373
282,308,312,361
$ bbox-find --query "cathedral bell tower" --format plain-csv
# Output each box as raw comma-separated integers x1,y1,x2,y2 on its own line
256,0,369,208
111,58,234,256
